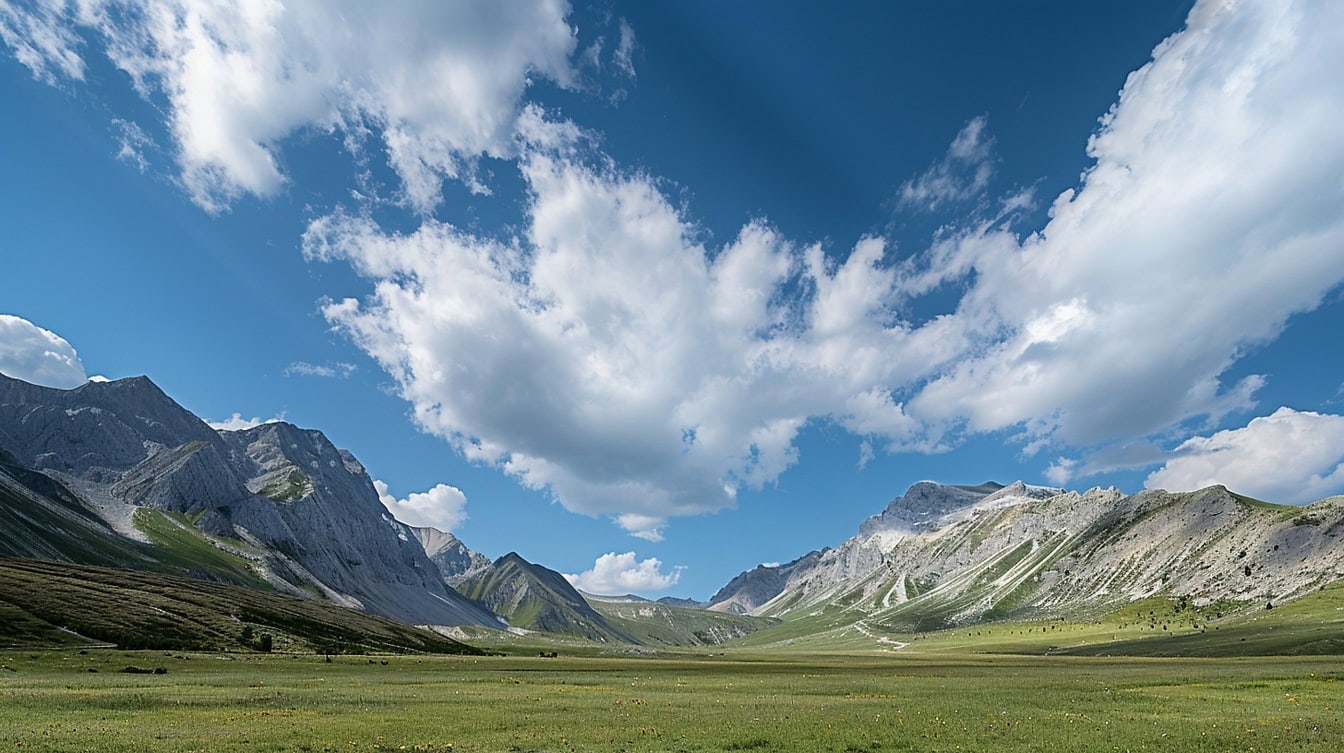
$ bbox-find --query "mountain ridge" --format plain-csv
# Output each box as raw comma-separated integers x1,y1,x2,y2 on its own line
0,371,496,627
710,479,1344,644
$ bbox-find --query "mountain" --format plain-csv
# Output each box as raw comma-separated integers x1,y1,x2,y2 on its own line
454,552,635,642
409,525,492,584
713,480,1344,640
706,549,827,614
0,372,497,627
585,593,779,646
655,596,707,609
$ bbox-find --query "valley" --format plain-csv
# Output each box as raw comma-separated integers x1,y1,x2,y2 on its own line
3,370,1344,753
1,649,1341,752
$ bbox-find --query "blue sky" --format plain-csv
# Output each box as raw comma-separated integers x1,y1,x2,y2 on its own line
2,0,1343,599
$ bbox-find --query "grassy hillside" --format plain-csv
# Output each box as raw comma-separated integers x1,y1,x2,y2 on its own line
588,597,779,646
731,583,1344,659
1057,580,1344,657
131,509,272,589
456,553,636,643
0,465,156,568
0,557,481,654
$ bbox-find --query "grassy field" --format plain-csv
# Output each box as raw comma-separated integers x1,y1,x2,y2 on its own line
0,649,1340,752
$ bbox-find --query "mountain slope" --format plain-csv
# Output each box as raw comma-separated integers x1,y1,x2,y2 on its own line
715,480,1344,645
585,593,779,646
410,525,492,584
455,553,635,643
0,372,497,627
706,550,827,614
0,556,481,654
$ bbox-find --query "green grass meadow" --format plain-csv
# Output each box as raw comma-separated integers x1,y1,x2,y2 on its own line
2,649,1341,752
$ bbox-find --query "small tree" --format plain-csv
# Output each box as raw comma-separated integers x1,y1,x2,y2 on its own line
259,633,274,652
240,625,255,644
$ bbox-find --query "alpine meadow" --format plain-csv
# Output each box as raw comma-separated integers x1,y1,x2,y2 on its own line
2,1,1343,751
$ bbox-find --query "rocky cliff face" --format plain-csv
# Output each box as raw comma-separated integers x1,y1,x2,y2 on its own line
0,372,497,627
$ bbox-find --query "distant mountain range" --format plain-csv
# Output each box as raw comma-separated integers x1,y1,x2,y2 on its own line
703,479,1344,642
3,370,1343,654
0,372,770,647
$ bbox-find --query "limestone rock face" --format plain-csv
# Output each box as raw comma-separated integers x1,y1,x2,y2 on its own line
710,479,1344,628
0,372,498,627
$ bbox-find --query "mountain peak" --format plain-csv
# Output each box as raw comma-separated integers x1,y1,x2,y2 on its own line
859,481,994,537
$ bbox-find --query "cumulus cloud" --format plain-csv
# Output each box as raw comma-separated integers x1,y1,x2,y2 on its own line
374,479,468,533
0,314,87,388
283,361,356,379
898,115,995,211
905,0,1344,449
1144,408,1344,504
8,0,1344,538
0,0,577,212
305,120,953,534
315,0,1344,535
208,412,282,432
563,552,682,595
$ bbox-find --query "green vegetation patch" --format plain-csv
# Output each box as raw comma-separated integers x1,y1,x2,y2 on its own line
0,651,1340,752
132,509,270,589
0,557,481,655
258,467,313,503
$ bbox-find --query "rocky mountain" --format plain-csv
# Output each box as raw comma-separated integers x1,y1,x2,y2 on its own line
0,372,496,627
712,480,1344,636
706,549,828,614
454,552,634,642
656,596,707,609
857,481,1009,536
410,525,492,584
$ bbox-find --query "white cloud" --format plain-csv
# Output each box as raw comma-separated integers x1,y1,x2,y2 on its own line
1044,440,1169,485
111,118,155,172
306,122,947,532
283,360,356,379
9,0,1344,538
313,0,1344,536
0,0,577,212
857,440,875,471
563,551,682,595
615,514,665,542
905,0,1344,449
1145,408,1344,504
898,115,995,211
374,479,468,533
0,314,87,388
613,19,636,79
0,0,85,83
208,412,282,432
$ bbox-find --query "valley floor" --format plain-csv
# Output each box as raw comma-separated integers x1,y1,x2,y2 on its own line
1,649,1340,752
